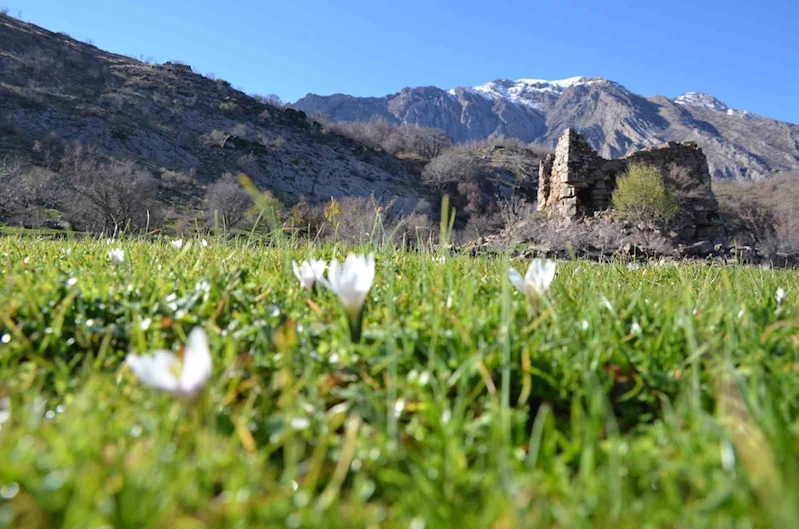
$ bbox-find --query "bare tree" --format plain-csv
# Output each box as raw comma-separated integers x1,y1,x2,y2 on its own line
389,125,451,159
0,157,62,226
60,144,160,232
204,173,253,229
421,148,480,188
0,157,25,222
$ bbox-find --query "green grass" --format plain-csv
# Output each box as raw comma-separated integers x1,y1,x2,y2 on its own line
0,235,798,528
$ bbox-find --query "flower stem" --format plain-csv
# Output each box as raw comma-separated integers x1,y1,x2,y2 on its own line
348,309,364,343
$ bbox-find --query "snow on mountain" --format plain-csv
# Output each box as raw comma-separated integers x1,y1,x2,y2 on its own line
673,92,753,117
673,92,730,112
450,77,608,110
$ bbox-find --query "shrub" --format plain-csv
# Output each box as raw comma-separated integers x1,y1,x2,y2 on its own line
421,148,480,188
498,196,535,229
323,116,451,160
612,163,680,226
284,195,434,247
389,211,437,247
286,199,328,240
203,173,253,230
714,173,799,253
238,174,284,233
201,130,229,147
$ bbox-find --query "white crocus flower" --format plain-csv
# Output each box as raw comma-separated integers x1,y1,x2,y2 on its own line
776,287,786,314
323,253,375,342
108,248,125,264
201,238,209,248
508,259,557,301
0,396,10,429
631,320,642,335
171,239,184,250
125,327,212,398
292,259,327,292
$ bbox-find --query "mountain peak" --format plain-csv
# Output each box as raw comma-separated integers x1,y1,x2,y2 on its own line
453,76,613,110
673,92,729,112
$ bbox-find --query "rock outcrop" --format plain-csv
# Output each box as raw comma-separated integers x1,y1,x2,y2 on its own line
537,129,722,240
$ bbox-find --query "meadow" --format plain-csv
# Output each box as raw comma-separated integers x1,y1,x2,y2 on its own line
0,235,798,528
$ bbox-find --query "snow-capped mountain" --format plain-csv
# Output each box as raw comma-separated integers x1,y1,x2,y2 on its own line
673,92,750,117
673,92,730,112
295,77,799,180
451,77,612,110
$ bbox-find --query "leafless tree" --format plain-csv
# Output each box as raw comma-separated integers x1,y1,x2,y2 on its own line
0,157,25,221
389,125,451,159
421,148,480,188
60,144,160,232
203,173,253,229
0,157,62,226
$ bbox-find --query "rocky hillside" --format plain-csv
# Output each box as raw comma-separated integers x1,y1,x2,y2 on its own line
295,78,799,181
0,14,427,210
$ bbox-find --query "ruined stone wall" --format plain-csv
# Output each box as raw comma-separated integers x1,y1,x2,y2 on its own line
537,129,722,240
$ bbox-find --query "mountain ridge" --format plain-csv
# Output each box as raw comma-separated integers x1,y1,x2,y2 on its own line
295,77,799,181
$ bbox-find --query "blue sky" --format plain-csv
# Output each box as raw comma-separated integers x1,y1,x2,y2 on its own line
9,0,799,123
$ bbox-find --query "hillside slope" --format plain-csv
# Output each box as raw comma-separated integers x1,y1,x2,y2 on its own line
0,14,426,210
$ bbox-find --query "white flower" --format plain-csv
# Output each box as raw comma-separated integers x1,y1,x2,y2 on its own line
0,396,10,428
108,248,125,264
431,255,446,264
631,320,642,335
66,277,78,287
508,259,557,299
323,253,375,341
125,327,212,397
776,287,786,315
170,239,184,250
627,262,641,271
200,238,208,248
292,259,327,292
580,320,589,331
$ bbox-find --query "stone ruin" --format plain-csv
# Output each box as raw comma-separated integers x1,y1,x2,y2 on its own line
537,129,723,240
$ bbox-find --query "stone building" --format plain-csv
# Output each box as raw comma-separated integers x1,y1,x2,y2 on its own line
537,129,723,240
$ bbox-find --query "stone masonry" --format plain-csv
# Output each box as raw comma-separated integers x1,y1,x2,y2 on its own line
537,129,723,240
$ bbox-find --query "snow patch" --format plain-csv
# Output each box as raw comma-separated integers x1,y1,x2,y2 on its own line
455,76,606,110
674,92,729,112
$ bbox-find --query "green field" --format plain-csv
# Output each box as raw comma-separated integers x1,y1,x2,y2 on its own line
1,236,798,528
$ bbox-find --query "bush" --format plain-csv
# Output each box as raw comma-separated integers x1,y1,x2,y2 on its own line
714,173,799,253
284,195,435,247
286,199,328,240
322,116,451,161
421,148,480,188
203,173,253,230
612,163,680,226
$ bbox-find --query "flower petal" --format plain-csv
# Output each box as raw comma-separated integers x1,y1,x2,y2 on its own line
126,351,180,392
179,327,213,395
507,267,525,292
